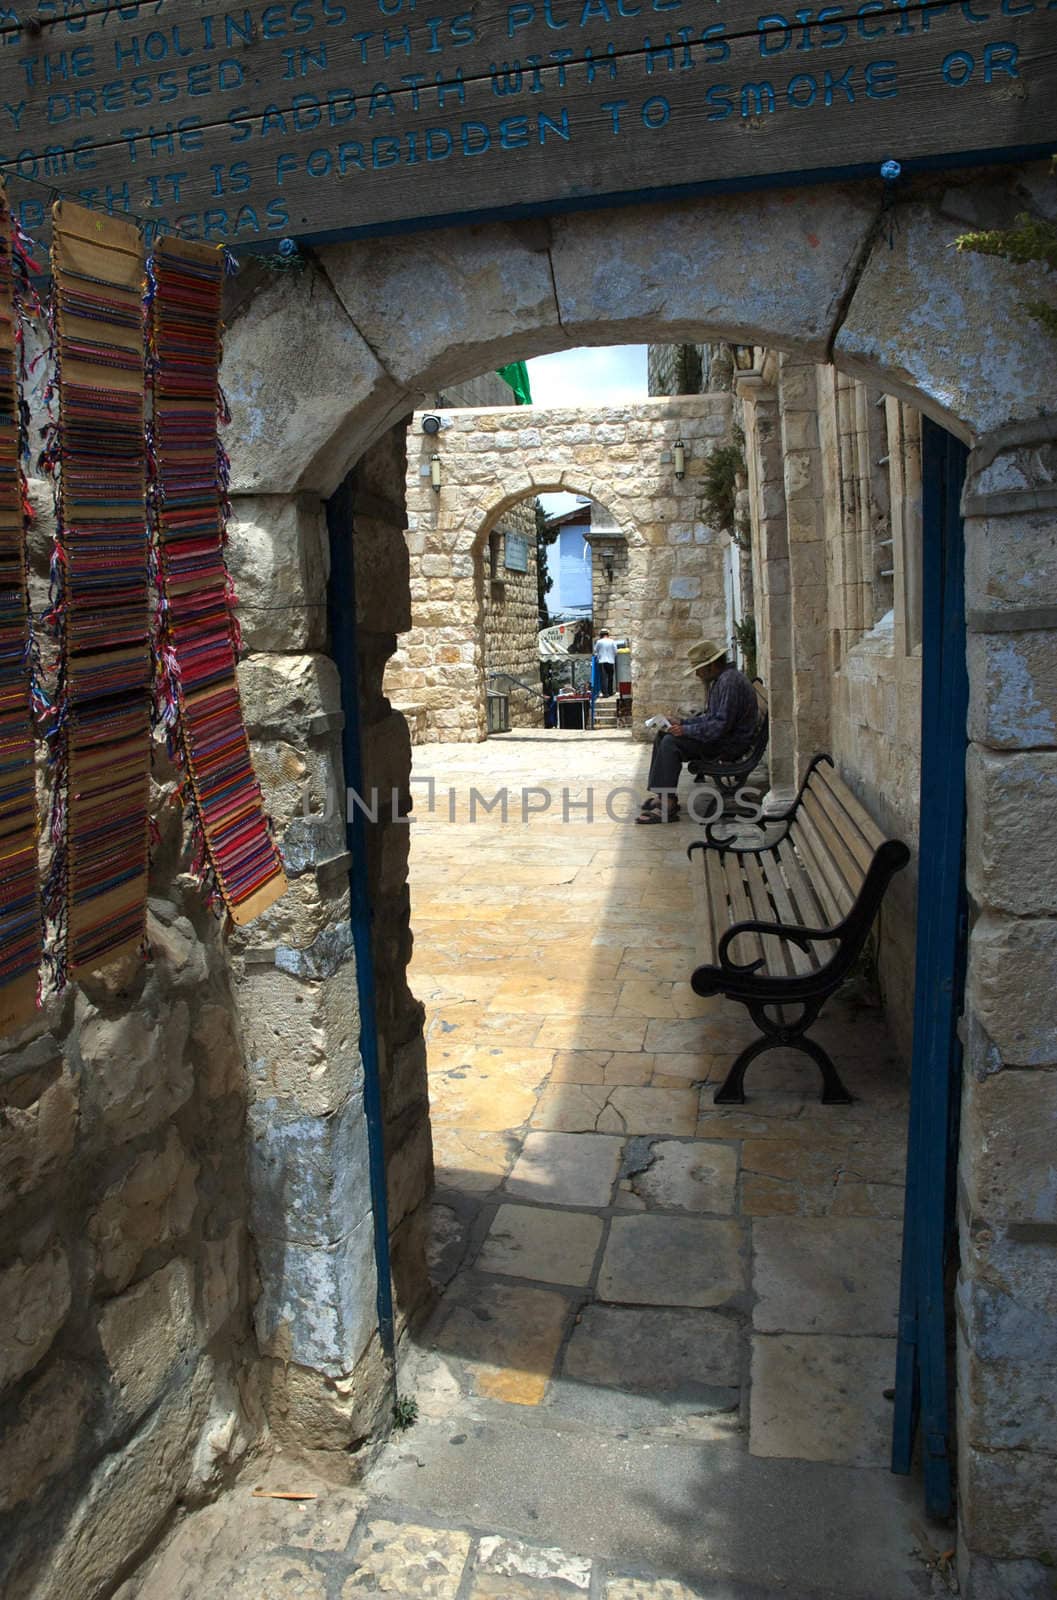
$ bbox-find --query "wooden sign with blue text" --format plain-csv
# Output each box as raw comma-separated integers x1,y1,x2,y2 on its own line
1,0,1054,248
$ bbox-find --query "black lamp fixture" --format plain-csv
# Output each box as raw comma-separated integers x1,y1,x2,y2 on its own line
673,439,686,480
422,416,442,490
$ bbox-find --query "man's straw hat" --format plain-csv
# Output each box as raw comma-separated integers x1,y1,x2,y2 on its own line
685,639,727,675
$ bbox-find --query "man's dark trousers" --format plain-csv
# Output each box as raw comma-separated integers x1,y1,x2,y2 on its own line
647,732,711,792
599,663,614,695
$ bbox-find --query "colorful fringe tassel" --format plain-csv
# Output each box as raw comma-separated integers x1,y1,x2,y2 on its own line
0,184,41,1030
47,202,152,980
150,236,286,925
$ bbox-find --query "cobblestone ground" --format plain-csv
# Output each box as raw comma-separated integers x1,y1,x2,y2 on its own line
128,733,946,1600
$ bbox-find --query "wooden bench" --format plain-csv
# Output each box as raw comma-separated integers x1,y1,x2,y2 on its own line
687,754,910,1104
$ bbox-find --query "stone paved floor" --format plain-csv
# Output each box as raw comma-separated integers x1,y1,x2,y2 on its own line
127,733,948,1600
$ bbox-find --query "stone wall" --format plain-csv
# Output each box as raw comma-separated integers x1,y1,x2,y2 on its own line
386,396,736,742
224,421,430,1456
482,498,544,729
0,505,258,1600
957,423,1057,1600
3,164,1054,1598
738,358,924,1059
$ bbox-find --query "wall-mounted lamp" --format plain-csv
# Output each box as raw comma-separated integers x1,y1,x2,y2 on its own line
601,552,614,582
430,452,442,492
673,439,686,480
422,414,442,435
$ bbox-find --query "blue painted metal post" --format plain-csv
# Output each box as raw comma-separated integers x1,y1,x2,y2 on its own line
325,476,396,1367
891,420,970,1519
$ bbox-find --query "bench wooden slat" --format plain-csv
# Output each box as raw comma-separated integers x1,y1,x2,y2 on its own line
802,786,867,900
759,851,823,977
815,764,885,856
692,852,718,969
773,837,829,932
775,841,839,966
721,850,766,971
742,850,797,980
790,808,853,924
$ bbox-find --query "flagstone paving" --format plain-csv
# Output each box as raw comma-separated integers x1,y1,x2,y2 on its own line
126,732,950,1600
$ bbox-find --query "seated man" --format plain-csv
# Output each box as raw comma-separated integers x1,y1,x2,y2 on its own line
637,641,758,823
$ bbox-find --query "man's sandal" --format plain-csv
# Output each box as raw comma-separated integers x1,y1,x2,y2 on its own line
636,802,679,824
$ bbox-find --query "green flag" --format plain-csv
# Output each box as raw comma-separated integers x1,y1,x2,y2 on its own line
496,361,532,405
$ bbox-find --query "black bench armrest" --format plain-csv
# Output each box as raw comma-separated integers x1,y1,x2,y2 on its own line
718,918,839,975
687,753,836,858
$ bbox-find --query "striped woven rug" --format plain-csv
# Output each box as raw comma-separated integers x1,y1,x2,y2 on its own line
49,203,151,980
0,185,40,1030
151,235,286,924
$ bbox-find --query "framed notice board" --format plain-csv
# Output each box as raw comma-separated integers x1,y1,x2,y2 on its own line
505,534,529,574
1,0,1054,248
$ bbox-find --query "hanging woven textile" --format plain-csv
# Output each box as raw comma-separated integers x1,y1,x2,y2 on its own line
150,235,286,924
47,202,152,980
0,185,41,1030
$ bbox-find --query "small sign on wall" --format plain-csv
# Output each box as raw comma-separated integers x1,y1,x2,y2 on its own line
505,535,529,574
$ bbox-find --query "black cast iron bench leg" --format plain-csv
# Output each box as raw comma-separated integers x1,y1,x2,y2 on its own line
713,999,852,1105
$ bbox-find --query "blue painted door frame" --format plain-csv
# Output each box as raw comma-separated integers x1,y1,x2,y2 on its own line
891,419,971,1519
326,476,396,1366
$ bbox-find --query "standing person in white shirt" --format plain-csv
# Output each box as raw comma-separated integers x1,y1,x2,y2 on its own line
593,630,618,697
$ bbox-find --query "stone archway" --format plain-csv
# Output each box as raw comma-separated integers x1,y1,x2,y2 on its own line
219,167,1055,1596
385,390,734,742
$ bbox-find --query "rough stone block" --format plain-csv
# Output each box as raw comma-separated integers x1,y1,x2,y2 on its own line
958,1440,1057,1562
226,494,328,652
99,1259,198,1421
191,1001,245,1102
957,1232,1057,1368
362,710,412,810
552,185,878,355
259,1335,388,1452
90,1130,199,1293
0,1064,77,1209
384,1111,435,1235
222,268,408,495
0,1362,90,1513
254,1211,377,1377
354,514,412,635
248,1091,372,1249
960,1553,1057,1600
0,1245,71,1394
968,634,1057,751
965,510,1057,620
32,1365,212,1600
200,1224,245,1342
236,964,362,1116
320,221,563,393
967,916,1057,1068
967,749,1057,916
836,201,1054,436
958,1332,1057,1457
79,1002,192,1145
238,653,341,742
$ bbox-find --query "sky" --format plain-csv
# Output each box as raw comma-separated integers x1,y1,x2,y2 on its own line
526,345,647,518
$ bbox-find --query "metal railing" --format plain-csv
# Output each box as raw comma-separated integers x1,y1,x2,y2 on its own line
486,671,548,704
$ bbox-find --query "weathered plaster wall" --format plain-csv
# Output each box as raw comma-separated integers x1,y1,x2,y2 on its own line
385,396,734,742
